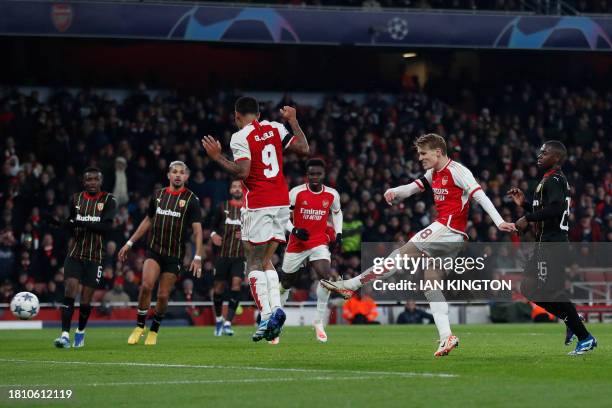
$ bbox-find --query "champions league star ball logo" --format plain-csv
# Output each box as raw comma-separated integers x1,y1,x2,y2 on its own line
387,17,409,41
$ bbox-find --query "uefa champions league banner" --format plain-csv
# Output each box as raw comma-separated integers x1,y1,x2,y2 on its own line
360,242,612,303
1,1,612,51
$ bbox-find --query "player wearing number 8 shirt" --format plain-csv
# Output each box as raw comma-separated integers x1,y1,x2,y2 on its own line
322,134,516,357
508,141,596,356
50,167,117,349
202,96,309,342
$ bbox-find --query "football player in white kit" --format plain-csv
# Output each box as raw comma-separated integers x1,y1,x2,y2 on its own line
322,133,516,357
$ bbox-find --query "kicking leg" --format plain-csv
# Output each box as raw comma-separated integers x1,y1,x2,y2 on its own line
322,242,422,298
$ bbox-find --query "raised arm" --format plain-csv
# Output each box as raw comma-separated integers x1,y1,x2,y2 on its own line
279,106,309,156
202,135,250,180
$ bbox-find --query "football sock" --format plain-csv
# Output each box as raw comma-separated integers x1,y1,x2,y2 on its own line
150,312,164,333
537,301,589,341
248,270,272,320
78,303,92,331
425,290,452,340
61,297,75,334
136,308,147,328
315,282,330,324
350,248,403,289
280,287,291,306
213,292,223,318
226,290,241,323
265,269,281,311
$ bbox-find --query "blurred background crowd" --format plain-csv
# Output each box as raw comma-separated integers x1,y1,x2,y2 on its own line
0,81,610,305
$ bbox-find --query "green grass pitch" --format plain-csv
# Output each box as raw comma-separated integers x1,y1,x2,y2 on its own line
0,324,610,407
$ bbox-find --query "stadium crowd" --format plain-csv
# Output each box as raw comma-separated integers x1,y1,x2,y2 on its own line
0,82,611,306
197,0,612,14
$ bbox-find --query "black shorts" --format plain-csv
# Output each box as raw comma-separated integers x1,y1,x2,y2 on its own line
146,250,182,275
521,244,569,302
64,257,102,288
214,257,246,282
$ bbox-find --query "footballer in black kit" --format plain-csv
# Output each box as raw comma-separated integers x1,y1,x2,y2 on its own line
508,141,597,355
210,180,246,336
119,161,203,345
52,167,117,348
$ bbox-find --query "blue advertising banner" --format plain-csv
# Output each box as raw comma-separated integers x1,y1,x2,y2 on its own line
1,1,612,51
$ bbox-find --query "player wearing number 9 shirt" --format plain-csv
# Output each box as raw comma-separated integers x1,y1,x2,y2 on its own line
202,96,309,342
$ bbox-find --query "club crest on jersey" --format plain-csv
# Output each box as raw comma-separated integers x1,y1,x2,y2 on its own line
97,203,104,211
322,200,330,208
179,199,186,208
441,176,448,186
302,200,308,206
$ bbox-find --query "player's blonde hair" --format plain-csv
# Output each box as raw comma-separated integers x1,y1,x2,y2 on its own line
415,133,447,155
168,160,189,173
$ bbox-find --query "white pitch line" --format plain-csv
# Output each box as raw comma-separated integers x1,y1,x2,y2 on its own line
0,376,381,388
0,358,457,378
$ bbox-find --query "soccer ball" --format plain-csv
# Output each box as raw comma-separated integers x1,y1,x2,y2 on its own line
10,292,40,320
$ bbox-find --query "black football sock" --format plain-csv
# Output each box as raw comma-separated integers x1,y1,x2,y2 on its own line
225,290,241,323
213,292,223,318
150,313,164,333
558,302,590,341
61,297,75,334
77,304,92,331
137,308,147,328
536,301,589,341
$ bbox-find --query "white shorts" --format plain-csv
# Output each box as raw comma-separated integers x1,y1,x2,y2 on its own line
241,206,290,245
409,221,465,258
282,245,331,274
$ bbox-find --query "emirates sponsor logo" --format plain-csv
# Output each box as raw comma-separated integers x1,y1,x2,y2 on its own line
156,207,181,218
300,207,326,221
76,214,100,222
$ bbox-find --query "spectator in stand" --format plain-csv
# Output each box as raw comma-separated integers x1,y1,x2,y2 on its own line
342,292,379,324
396,300,434,324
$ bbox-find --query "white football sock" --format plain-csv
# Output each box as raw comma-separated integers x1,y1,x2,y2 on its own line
425,290,451,340
248,270,272,320
265,269,281,312
61,331,69,339
280,287,291,307
315,282,330,324
349,248,403,289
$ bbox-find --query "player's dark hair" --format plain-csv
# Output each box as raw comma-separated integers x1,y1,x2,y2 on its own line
235,96,259,116
415,133,447,155
544,140,567,164
83,167,102,177
306,158,326,170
